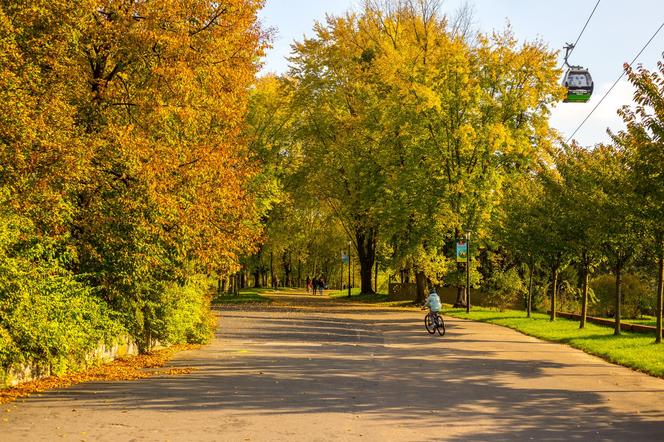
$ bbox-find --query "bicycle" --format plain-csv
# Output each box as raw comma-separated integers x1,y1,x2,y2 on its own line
422,308,445,336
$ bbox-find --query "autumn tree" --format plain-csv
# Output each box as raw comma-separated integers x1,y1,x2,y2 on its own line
362,1,563,303
244,74,349,289
0,1,85,237
401,27,563,305
288,0,562,299
1,1,268,353
289,12,394,295
245,75,301,287
0,2,123,372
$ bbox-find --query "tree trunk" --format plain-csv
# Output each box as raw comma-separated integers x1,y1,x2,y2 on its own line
270,252,275,288
374,260,378,293
240,272,246,289
355,228,376,295
323,259,329,279
217,278,222,296
401,267,410,283
253,270,261,288
359,261,373,294
580,263,589,329
527,262,534,318
221,278,227,294
297,259,302,288
453,284,467,308
550,265,558,321
657,253,663,344
614,264,622,336
415,270,428,304
282,251,292,287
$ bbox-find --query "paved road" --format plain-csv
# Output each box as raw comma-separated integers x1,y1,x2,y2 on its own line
2,291,664,441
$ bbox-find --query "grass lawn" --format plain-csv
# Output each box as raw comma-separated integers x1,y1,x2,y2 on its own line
445,307,664,378
327,288,414,307
213,288,273,304
624,316,657,327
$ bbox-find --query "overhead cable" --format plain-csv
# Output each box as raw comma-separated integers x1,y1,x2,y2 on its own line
563,0,601,65
566,20,664,143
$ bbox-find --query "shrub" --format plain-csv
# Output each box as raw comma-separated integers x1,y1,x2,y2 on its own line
0,213,123,373
589,273,654,319
161,277,216,345
483,268,525,311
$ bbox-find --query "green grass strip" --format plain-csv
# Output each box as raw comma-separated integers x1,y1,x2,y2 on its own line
624,316,657,327
445,308,664,378
326,288,414,307
213,289,273,305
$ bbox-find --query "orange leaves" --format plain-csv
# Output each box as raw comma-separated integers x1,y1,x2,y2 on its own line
0,345,199,405
0,1,269,377
34,0,271,289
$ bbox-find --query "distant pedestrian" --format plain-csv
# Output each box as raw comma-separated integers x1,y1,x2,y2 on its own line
306,276,312,293
318,276,325,296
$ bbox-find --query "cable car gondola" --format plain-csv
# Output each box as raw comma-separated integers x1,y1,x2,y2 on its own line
562,43,594,103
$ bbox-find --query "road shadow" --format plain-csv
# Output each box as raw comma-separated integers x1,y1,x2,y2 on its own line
27,302,664,440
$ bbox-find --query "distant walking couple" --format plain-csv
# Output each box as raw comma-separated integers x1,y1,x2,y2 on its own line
306,276,325,295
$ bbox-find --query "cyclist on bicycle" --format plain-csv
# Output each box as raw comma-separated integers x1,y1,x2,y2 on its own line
423,288,442,325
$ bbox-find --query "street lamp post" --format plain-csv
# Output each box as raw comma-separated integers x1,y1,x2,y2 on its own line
466,230,471,314
348,241,352,298
340,251,344,291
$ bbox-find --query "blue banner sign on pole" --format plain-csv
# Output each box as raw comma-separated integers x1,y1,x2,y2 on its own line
341,253,350,264
456,242,468,263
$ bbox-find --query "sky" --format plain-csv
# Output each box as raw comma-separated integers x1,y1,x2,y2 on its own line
258,0,664,146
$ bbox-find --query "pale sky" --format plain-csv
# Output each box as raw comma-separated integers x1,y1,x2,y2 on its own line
258,0,664,146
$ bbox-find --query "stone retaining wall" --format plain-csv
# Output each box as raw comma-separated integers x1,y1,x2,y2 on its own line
1,336,139,388
554,311,657,334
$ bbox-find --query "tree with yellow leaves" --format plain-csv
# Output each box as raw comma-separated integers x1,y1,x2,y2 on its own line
1,0,268,358
289,0,563,301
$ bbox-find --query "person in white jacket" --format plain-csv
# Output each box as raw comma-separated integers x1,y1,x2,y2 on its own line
424,289,442,325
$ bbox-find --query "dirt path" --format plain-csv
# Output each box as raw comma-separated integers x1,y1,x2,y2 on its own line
2,290,664,441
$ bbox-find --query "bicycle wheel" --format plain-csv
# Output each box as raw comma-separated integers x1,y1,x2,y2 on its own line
424,314,436,334
436,314,446,336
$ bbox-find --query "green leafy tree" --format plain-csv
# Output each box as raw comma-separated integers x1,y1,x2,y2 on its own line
494,175,544,317
592,144,641,335
526,167,573,321
556,144,606,327
615,60,664,343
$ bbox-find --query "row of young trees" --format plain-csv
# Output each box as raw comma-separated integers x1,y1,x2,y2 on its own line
0,0,267,373
247,0,662,344
498,61,664,340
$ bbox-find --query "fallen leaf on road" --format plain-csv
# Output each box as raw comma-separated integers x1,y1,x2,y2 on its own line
0,344,199,404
